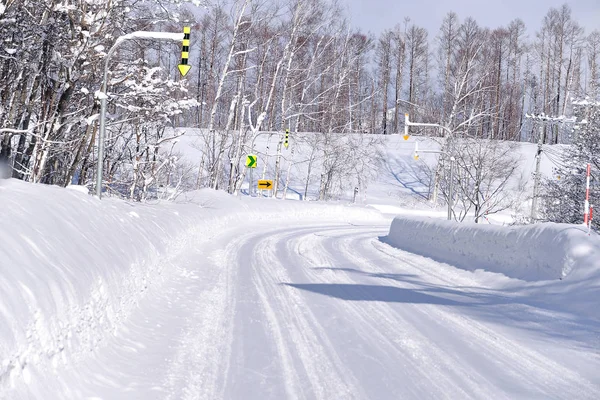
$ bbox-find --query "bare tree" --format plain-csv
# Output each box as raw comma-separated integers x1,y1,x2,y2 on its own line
586,31,600,99
437,12,460,122
440,138,521,222
406,23,429,119
377,30,393,134
391,25,406,133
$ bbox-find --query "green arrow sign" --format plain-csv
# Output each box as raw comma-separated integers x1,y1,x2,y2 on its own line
246,154,257,168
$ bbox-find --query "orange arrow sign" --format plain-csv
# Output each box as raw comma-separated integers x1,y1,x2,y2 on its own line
257,179,273,189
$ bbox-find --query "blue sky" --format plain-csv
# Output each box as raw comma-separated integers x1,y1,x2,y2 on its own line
345,0,599,38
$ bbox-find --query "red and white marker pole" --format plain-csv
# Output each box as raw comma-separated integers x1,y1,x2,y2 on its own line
588,205,594,236
584,163,591,225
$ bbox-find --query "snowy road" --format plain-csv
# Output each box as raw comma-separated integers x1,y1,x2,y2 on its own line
38,219,600,400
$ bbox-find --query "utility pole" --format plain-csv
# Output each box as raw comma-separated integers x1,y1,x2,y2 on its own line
525,113,576,222
531,124,544,221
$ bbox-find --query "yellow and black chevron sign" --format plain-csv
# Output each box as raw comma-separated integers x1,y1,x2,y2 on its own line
178,27,191,77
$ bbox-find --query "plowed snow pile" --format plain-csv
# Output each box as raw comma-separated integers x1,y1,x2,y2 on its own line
0,179,379,393
385,216,600,316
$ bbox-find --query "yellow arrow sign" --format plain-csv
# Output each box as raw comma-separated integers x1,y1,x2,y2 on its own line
178,27,191,77
257,179,273,189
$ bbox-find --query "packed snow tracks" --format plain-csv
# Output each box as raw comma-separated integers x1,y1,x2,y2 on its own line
39,220,600,399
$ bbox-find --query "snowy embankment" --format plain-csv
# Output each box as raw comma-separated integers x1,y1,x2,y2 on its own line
385,216,600,282
0,179,381,391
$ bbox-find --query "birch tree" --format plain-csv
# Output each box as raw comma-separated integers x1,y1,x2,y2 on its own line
586,31,600,99
377,31,393,135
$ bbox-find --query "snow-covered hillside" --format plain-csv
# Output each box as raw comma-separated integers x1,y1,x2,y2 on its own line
174,130,560,216
1,176,599,399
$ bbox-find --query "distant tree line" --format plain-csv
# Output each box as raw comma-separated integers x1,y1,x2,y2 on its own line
0,0,598,201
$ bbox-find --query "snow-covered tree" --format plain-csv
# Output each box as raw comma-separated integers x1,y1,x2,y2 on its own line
541,101,600,228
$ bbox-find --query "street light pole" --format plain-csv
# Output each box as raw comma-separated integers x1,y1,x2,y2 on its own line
405,113,453,204
405,113,452,137
413,145,454,221
95,31,185,198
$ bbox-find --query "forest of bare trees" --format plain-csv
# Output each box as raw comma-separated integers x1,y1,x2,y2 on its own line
0,0,598,200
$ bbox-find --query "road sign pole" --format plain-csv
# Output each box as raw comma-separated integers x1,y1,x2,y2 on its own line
249,167,254,196
245,154,257,196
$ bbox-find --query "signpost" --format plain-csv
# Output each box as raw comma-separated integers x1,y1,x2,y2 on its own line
246,154,257,196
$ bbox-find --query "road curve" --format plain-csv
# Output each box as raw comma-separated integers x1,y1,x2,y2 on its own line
34,220,600,399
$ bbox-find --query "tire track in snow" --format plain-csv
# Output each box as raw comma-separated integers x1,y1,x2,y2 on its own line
362,237,600,398
76,218,597,400
162,230,247,400
288,227,480,399
226,224,366,400
311,228,600,399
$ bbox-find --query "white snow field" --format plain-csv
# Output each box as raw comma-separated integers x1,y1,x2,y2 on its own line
172,130,557,223
1,176,599,400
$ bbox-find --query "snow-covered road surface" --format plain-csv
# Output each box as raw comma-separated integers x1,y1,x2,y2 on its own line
31,220,600,399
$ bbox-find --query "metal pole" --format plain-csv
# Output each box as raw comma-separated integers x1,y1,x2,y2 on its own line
588,205,593,235
404,113,452,136
249,167,254,196
249,134,258,197
584,163,591,224
95,32,184,199
530,124,544,221
448,157,454,221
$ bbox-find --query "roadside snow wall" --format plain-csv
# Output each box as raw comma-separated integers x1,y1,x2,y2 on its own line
385,216,600,281
0,179,381,393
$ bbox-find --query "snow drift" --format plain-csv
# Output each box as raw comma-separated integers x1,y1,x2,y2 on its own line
384,216,600,282
0,179,381,394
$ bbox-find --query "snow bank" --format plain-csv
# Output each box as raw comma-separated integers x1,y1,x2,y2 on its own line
384,216,600,282
0,180,381,393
